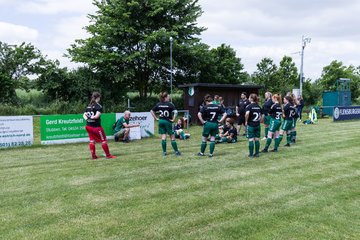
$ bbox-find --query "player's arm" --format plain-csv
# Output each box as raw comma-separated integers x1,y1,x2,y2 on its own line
219,112,227,123
83,112,88,120
235,106,239,116
150,110,158,121
198,112,206,125
123,122,140,128
245,110,250,126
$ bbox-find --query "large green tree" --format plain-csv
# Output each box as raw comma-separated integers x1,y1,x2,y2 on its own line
277,55,298,92
68,0,205,99
251,57,278,93
320,60,360,101
0,42,50,103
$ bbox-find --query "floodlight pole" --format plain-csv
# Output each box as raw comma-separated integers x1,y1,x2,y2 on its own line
170,36,173,102
299,36,311,96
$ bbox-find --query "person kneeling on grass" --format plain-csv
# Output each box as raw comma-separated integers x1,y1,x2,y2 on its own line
217,118,237,143
114,110,140,142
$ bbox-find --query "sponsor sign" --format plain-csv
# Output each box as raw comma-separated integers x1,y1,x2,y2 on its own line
116,112,154,138
40,113,115,144
333,106,360,121
0,116,33,148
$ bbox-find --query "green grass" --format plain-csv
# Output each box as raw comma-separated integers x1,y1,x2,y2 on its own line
1,119,359,239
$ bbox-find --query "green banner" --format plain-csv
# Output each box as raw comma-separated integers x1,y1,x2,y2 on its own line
40,113,115,144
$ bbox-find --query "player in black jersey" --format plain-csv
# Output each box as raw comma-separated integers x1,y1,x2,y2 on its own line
262,94,283,152
262,92,273,140
151,92,181,156
236,92,250,136
245,94,263,157
198,94,227,157
277,95,295,148
83,92,116,160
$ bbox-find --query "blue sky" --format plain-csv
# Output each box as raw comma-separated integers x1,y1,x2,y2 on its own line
1,0,360,80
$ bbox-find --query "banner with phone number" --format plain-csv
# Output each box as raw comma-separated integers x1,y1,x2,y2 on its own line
0,116,33,148
40,113,115,145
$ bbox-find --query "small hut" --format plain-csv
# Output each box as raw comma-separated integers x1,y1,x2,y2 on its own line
179,83,262,124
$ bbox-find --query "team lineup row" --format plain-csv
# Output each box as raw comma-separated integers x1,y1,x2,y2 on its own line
83,91,301,159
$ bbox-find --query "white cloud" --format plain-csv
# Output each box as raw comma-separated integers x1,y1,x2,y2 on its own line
18,0,96,15
0,22,38,44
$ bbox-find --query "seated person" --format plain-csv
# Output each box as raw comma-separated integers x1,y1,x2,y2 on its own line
174,118,190,140
114,110,140,142
217,118,237,143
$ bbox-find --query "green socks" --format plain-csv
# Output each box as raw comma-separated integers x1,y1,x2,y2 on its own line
255,141,260,155
264,127,269,138
161,140,167,153
275,135,283,150
210,141,215,155
265,138,272,150
200,141,207,153
171,140,178,152
286,134,291,144
180,131,185,139
249,141,254,156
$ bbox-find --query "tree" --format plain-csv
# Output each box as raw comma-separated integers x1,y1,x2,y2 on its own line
68,0,205,99
277,55,298,93
320,60,360,101
251,58,278,93
0,42,50,103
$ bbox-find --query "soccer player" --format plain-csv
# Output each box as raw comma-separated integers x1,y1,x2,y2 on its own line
245,93,263,157
150,92,181,156
277,95,296,148
262,94,283,152
198,94,227,157
262,91,273,140
83,92,116,160
218,118,237,143
114,110,140,142
236,92,250,136
174,118,190,140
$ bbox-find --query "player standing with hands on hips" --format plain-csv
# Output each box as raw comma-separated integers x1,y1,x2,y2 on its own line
150,92,181,157
198,94,227,157
83,92,116,160
245,93,263,158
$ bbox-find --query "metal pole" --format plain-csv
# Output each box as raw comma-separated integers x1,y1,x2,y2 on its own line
299,39,305,96
170,37,173,102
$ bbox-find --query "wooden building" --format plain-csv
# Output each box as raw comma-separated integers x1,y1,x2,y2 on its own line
178,83,262,124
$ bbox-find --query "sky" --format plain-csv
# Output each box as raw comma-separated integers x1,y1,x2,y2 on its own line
1,0,360,80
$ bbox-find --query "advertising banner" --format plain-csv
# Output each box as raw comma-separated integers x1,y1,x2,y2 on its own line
0,116,33,148
333,106,360,121
40,113,115,145
116,112,154,138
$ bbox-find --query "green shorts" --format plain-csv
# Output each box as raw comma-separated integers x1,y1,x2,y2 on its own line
246,125,261,139
202,121,219,137
158,119,174,135
281,120,293,131
269,118,281,132
264,115,271,125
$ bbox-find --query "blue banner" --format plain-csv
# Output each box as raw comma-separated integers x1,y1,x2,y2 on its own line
333,106,360,121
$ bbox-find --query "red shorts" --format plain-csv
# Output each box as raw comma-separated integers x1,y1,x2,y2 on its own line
86,125,107,142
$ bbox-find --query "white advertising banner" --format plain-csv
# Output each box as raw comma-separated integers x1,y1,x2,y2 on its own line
116,112,154,138
0,116,33,148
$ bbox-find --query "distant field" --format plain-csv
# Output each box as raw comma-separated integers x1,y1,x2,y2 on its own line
1,118,359,239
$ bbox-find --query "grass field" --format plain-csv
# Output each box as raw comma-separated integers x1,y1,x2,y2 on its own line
1,118,359,239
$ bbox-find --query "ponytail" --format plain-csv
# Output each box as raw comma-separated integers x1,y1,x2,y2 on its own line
159,92,168,102
89,92,101,107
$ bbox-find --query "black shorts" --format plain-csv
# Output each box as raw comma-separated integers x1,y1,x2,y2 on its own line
237,116,245,125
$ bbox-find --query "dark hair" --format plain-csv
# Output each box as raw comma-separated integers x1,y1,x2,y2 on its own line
214,95,219,100
249,93,259,103
241,92,247,97
226,117,234,125
204,94,213,103
89,92,101,106
284,95,294,105
159,92,168,102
